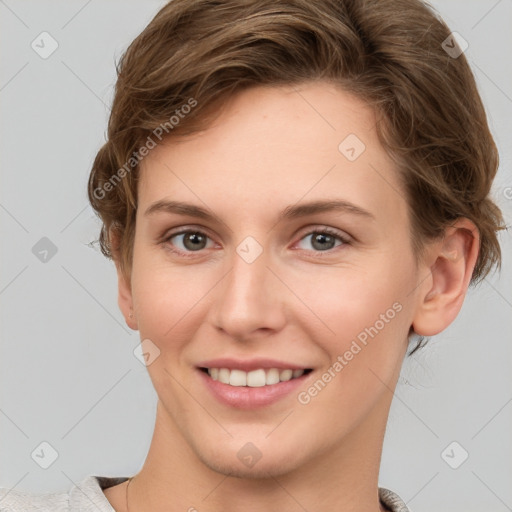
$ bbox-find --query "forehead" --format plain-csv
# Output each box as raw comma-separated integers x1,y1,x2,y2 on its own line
138,82,407,228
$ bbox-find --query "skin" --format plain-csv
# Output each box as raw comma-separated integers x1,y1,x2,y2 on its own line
103,81,479,512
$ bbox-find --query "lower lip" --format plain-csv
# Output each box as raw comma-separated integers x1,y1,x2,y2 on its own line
198,369,310,409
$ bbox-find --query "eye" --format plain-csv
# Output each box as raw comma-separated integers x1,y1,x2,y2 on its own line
161,226,350,258
295,227,350,253
163,229,215,255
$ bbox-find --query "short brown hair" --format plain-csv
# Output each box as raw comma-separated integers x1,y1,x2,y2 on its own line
88,0,505,353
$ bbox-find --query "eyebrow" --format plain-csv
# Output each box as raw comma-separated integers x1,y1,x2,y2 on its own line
144,199,376,223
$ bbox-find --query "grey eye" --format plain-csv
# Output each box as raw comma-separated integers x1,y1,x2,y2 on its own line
297,231,344,252
169,231,211,252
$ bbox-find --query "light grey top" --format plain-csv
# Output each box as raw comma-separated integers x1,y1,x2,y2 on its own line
0,475,411,511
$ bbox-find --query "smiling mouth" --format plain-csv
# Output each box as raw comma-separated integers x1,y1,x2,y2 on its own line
199,367,313,387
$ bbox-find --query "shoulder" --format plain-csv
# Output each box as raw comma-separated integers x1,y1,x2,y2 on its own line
379,486,411,512
0,475,129,512
0,485,69,511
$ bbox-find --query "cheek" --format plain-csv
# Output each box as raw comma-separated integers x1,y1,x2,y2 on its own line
130,251,216,352
297,251,415,367
299,265,409,336
129,264,209,401
292,268,412,432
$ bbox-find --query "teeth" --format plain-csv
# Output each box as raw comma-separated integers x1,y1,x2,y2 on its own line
265,368,280,385
218,368,230,384
207,367,306,386
280,369,293,381
229,369,246,387
247,369,266,387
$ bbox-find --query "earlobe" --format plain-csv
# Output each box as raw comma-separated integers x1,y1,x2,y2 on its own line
110,229,138,331
412,219,480,337
116,263,138,331
115,259,139,331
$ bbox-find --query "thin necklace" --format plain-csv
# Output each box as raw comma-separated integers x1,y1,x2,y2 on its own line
125,476,133,512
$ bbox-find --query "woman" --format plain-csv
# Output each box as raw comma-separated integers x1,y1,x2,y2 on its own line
1,0,504,510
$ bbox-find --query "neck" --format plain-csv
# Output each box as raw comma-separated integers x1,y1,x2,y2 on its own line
127,395,391,512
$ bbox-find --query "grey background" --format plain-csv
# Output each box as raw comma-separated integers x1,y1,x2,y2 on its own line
0,1,511,511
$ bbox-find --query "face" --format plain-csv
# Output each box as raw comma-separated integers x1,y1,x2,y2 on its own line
121,81,424,478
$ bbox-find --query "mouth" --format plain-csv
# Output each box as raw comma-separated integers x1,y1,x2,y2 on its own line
196,361,314,409
199,367,313,387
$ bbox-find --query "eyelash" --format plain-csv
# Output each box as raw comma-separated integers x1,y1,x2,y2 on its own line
161,227,351,259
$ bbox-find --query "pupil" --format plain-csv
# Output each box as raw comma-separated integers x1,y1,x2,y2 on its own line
186,232,205,250
313,233,334,251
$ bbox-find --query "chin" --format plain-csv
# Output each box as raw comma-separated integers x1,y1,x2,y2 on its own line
196,449,303,480
185,431,309,480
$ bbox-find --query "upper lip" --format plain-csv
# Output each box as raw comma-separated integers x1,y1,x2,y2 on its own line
197,358,312,372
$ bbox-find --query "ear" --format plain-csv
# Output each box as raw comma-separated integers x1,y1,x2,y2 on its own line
111,232,138,331
411,218,480,337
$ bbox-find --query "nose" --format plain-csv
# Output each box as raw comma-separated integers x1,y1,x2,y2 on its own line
210,242,287,342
